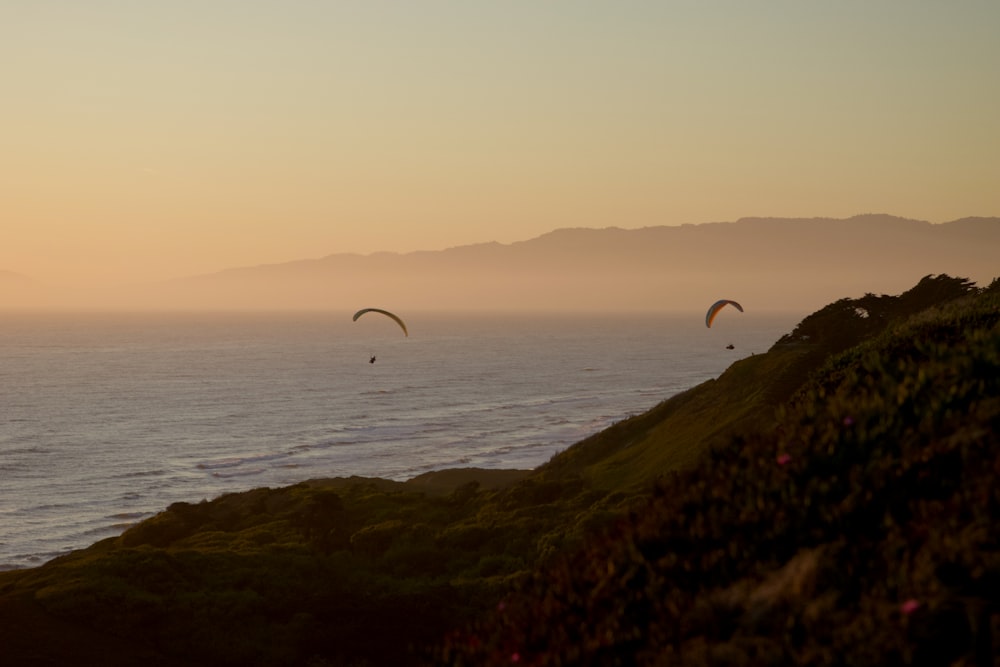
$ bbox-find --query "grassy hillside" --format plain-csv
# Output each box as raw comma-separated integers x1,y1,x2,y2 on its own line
0,275,995,666
439,275,1000,666
538,274,988,492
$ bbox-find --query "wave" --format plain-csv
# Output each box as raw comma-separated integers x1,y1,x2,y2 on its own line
0,444,51,456
297,439,365,452
211,467,267,479
110,469,167,480
196,451,293,471
23,502,78,512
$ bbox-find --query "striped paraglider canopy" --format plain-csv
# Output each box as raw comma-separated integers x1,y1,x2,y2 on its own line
705,300,743,328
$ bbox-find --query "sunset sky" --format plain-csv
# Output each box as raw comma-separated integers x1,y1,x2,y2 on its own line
4,1,999,288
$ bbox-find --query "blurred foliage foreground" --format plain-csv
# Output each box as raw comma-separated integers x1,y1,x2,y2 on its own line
2,275,998,667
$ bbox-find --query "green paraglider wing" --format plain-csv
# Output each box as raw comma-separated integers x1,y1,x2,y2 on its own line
352,308,408,337
705,299,743,328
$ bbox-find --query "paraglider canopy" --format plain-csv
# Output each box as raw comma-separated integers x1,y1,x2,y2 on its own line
705,300,743,328
352,308,408,337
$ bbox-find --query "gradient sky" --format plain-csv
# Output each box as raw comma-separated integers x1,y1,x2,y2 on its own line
4,1,999,287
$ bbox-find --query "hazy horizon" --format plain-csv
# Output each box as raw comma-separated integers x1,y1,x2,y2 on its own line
3,214,991,286
4,215,998,315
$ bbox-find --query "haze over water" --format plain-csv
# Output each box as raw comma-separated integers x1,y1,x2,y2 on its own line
0,310,797,570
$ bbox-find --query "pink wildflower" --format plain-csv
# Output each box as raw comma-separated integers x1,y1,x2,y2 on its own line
901,599,920,615
511,651,521,663
776,453,792,466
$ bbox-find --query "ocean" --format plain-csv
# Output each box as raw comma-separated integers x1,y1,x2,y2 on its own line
0,310,800,570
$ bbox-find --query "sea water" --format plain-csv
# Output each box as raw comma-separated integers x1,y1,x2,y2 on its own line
0,311,799,569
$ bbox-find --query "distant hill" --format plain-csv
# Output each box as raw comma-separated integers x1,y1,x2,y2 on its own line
1,274,997,665
149,214,1000,313
3,215,998,312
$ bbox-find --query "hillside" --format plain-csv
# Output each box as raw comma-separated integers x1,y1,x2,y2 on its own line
440,275,1000,666
0,275,997,666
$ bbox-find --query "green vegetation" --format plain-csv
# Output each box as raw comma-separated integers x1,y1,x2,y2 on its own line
439,275,1000,666
1,274,997,666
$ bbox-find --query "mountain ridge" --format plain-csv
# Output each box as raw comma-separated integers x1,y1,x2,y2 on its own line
2,215,998,312
157,215,998,312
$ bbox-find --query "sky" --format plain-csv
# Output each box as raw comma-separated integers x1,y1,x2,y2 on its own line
3,1,999,289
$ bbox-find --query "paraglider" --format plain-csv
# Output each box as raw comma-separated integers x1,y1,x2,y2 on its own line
353,308,407,364
352,308,408,337
705,299,743,328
